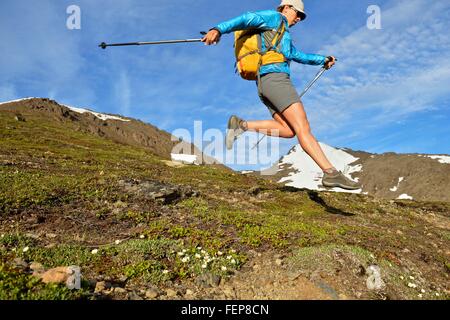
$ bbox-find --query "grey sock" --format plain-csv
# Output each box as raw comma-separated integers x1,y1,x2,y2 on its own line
324,167,338,174
239,120,248,131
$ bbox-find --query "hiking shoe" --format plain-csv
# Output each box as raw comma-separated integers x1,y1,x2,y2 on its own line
322,171,361,190
226,115,246,150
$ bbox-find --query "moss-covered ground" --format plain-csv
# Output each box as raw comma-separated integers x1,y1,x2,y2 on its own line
0,109,449,300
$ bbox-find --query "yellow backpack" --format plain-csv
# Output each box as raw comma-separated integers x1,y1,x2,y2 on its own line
234,21,286,81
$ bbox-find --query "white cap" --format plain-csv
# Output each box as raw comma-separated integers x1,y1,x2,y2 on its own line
278,0,307,20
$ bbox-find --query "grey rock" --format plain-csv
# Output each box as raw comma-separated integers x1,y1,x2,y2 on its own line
222,286,235,298
45,233,57,239
113,287,127,294
117,275,128,284
165,289,178,298
14,114,26,122
94,281,108,293
315,280,340,300
12,258,28,269
145,288,159,299
248,187,263,196
24,233,40,240
366,265,385,290
195,273,221,288
118,179,197,205
184,289,194,297
127,291,144,300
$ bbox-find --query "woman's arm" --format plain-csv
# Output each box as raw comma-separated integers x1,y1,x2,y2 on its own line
202,11,280,45
215,11,274,34
291,45,327,65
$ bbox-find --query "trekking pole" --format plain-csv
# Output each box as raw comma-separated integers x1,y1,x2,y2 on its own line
99,32,207,49
251,66,330,150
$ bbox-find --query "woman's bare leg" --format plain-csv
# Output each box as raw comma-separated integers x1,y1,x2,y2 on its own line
246,113,296,138
281,102,334,171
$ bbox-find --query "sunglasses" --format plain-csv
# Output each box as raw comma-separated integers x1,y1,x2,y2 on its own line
290,6,303,20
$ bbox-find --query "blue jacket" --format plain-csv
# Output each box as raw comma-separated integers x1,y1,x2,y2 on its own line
215,10,326,76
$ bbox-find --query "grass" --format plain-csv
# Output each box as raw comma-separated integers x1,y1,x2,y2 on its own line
1,107,449,300
0,263,90,300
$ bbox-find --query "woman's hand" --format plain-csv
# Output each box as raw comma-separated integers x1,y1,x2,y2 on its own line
324,56,336,70
201,29,221,45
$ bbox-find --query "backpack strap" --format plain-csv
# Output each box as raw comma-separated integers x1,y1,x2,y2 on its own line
257,18,287,86
264,18,286,53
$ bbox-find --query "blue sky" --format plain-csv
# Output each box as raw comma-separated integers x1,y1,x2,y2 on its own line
1,0,449,171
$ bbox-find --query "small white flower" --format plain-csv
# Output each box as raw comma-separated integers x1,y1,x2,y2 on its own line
407,283,417,288
139,235,145,239
409,276,415,280
12,248,16,252
22,246,29,253
420,289,425,293
400,276,404,280
1,234,4,238
177,252,184,256
195,254,201,259
435,293,440,297
231,259,236,264
201,264,207,269
230,249,236,253
182,249,187,253
217,251,223,256
162,270,169,274
197,246,202,250
115,240,122,245
418,294,423,298
221,266,227,271
181,257,190,263
201,250,207,255
226,255,232,260
91,249,99,254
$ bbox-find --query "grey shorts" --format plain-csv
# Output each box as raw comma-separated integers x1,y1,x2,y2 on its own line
257,72,300,116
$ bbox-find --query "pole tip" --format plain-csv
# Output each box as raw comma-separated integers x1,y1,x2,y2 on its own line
99,42,107,49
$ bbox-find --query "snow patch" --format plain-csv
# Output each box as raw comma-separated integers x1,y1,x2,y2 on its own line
277,143,362,193
397,194,413,200
171,153,198,165
424,155,450,164
241,171,254,174
0,97,130,122
63,105,130,122
390,177,404,192
0,97,39,106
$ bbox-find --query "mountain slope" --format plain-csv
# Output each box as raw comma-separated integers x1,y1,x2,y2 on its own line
0,98,221,166
260,143,450,202
0,98,449,300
